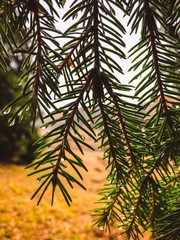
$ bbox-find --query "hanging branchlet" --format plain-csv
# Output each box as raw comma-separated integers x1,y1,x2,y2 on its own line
31,0,42,129
93,0,100,70
143,0,173,126
101,73,137,164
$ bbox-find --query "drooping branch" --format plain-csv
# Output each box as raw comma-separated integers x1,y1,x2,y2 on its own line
53,72,93,176
98,98,117,165
31,2,42,124
93,0,100,70
102,74,136,164
144,0,171,123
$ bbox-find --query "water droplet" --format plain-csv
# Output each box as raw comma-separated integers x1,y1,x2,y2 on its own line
18,81,22,86
119,227,123,230
2,107,11,115
41,126,47,130
98,147,102,151
158,190,162,193
9,119,15,126
99,226,103,231
130,209,134,213
61,157,65,162
141,127,146,133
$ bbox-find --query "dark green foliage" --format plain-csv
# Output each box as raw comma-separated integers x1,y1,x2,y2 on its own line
0,115,36,164
0,70,38,164
0,0,179,239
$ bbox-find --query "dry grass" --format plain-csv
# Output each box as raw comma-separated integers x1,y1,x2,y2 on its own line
0,152,116,240
0,131,152,240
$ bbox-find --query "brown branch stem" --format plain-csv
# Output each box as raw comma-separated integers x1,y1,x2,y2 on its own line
144,0,170,120
98,98,117,165
103,76,136,164
34,9,41,94
93,0,100,70
53,74,92,175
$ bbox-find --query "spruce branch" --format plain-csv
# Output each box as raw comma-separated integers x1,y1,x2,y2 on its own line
143,0,172,125
93,0,100,70
102,74,136,164
32,3,42,128
53,72,92,174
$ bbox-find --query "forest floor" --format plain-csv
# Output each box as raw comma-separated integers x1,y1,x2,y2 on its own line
0,130,151,240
